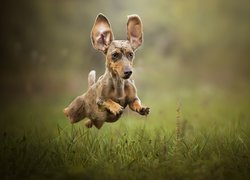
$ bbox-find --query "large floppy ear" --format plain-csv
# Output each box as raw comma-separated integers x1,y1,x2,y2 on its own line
127,14,143,51
91,13,114,54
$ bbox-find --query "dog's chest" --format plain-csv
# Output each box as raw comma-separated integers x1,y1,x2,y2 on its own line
112,84,127,107
111,91,127,108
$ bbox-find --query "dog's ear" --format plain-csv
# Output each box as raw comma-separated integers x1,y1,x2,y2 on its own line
91,14,114,54
127,15,143,51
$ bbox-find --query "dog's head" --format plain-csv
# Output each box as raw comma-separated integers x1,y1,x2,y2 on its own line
91,14,143,79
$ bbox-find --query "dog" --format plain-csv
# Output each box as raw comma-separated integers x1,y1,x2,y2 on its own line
63,13,149,129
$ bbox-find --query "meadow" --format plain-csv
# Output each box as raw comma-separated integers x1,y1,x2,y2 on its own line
1,0,250,179
1,86,249,179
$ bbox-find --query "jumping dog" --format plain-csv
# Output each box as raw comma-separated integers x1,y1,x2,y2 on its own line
64,13,149,129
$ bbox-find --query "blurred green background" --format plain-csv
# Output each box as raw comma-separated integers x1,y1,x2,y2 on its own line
0,0,250,179
0,0,249,130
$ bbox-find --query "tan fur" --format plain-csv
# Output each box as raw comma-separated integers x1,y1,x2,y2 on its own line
64,13,149,129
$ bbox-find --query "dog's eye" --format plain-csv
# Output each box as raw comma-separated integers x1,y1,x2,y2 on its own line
112,52,120,61
127,52,134,60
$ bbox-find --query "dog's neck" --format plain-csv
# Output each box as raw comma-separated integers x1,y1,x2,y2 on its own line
105,69,125,98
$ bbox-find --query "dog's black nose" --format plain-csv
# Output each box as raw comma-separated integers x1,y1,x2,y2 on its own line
124,70,132,79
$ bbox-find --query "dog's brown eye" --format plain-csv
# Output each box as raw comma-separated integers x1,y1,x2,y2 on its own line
112,52,120,61
127,52,134,60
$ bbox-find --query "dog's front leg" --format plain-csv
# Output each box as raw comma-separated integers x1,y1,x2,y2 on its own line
126,81,149,116
129,97,150,116
97,98,123,115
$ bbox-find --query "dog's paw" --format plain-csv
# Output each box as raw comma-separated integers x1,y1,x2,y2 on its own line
138,106,150,116
108,103,123,115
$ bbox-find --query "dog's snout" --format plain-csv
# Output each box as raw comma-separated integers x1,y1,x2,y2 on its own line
124,70,132,79
124,70,132,76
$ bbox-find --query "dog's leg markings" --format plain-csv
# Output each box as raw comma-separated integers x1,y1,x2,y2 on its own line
97,98,123,115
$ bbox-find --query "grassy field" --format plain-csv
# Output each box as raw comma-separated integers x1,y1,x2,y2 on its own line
0,87,249,180
1,0,250,179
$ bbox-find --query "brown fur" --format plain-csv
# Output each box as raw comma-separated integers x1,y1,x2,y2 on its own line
64,14,149,129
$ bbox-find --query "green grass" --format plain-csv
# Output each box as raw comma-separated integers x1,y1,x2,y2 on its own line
0,88,250,179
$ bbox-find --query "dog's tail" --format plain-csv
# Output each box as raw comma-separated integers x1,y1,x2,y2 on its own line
88,70,96,88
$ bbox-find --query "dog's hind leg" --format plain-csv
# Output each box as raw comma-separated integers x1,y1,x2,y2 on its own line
88,70,96,88
84,119,104,129
64,96,86,123
84,119,93,128
93,120,105,129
